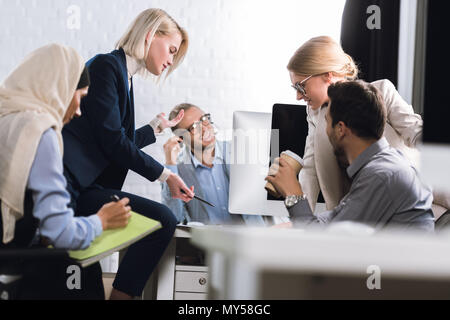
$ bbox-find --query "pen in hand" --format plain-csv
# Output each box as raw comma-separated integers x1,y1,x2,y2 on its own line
110,194,132,215
110,195,121,202
181,189,215,207
97,195,131,230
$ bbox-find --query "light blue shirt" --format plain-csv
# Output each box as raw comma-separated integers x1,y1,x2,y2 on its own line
28,129,103,249
186,145,234,225
162,141,265,226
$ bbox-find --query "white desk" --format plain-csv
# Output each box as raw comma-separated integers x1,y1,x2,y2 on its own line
191,226,450,299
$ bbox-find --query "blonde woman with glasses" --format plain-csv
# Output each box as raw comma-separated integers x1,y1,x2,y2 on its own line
62,9,195,300
286,36,426,215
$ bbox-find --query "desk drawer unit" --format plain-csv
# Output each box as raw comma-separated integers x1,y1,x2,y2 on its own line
174,292,208,300
174,265,208,300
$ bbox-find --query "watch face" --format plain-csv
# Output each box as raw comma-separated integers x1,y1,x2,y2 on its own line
285,196,295,208
285,195,305,208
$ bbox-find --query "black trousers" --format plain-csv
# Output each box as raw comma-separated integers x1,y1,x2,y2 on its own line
72,187,177,297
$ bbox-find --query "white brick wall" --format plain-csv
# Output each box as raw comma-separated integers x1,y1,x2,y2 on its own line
0,0,345,201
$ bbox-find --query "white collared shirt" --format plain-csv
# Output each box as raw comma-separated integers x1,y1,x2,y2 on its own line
125,54,144,90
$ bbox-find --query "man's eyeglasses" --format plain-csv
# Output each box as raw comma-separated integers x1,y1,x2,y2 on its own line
188,114,213,133
291,75,314,97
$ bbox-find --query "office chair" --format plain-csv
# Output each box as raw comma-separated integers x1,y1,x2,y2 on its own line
0,248,70,300
0,194,82,300
0,193,65,300
0,192,105,300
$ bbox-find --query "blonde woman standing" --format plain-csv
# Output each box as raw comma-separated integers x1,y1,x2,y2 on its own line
62,9,194,300
287,36,423,213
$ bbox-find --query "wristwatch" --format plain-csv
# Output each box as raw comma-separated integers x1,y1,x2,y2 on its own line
284,194,307,209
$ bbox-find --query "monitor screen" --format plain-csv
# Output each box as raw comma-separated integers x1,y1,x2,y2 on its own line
419,1,450,191
270,103,308,160
422,1,449,144
268,104,308,201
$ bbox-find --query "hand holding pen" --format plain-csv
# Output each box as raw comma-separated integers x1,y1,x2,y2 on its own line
166,173,195,203
95,195,132,230
181,189,215,207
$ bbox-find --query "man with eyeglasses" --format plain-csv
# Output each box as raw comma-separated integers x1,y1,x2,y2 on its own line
161,103,265,226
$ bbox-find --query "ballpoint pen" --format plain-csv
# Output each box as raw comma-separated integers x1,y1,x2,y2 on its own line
181,190,215,207
110,195,120,202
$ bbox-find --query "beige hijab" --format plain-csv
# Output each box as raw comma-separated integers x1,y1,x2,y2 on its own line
0,43,84,244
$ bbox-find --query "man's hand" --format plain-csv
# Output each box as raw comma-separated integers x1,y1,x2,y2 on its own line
164,136,183,165
265,158,303,198
166,173,195,203
96,197,132,230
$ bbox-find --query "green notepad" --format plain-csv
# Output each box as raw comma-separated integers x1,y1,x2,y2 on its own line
69,212,161,268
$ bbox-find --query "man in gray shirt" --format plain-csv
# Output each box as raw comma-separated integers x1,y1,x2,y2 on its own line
266,80,434,232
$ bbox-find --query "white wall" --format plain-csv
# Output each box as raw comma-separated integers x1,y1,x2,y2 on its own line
0,0,345,201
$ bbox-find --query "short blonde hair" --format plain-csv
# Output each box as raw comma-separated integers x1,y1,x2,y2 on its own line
116,9,189,79
287,36,358,80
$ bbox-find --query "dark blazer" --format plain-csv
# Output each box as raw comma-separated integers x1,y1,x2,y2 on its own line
63,48,164,191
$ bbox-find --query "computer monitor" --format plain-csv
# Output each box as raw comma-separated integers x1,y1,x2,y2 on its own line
268,104,308,200
419,1,450,191
228,105,308,217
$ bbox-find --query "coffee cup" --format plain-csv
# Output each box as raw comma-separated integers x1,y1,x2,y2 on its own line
265,150,304,198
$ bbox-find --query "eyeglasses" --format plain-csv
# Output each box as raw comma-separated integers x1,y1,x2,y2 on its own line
188,114,213,133
291,75,314,97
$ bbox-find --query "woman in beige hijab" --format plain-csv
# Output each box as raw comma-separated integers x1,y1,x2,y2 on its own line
0,43,134,300
0,43,131,250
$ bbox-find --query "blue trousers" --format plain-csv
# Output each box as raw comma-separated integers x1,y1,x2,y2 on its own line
73,187,177,297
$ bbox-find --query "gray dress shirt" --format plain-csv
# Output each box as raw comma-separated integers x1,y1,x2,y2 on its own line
289,138,435,232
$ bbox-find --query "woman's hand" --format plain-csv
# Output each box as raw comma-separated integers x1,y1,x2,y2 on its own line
265,158,303,198
153,110,185,133
166,173,195,203
96,197,132,230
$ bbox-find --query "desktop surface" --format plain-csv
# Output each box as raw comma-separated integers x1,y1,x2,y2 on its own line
191,226,450,299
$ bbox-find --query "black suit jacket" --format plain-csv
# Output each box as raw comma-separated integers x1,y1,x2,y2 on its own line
63,48,164,191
